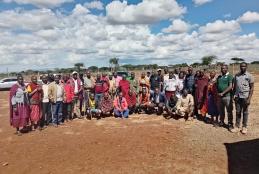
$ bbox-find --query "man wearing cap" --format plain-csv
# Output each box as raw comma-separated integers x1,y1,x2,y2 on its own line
70,71,83,119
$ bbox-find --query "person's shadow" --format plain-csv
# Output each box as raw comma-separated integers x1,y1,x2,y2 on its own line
225,139,259,174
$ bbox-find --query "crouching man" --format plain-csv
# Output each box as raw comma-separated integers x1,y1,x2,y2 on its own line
176,89,194,121
148,88,166,115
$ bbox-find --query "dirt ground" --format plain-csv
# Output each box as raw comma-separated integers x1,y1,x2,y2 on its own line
0,76,259,174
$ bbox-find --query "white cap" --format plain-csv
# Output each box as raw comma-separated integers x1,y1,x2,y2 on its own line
72,71,78,75
157,68,162,72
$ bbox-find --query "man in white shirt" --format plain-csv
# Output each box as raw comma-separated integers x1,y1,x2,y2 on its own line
51,75,64,126
40,75,51,129
164,71,179,100
71,71,83,118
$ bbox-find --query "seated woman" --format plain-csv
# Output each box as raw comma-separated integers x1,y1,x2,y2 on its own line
86,93,101,120
148,87,166,115
99,92,113,117
113,92,129,118
176,89,194,121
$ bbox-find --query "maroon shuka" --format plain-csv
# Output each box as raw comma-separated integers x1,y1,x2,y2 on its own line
195,75,209,109
119,80,130,97
9,84,29,128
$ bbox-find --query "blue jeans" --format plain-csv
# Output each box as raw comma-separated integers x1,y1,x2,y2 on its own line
95,93,103,107
114,109,129,118
52,101,63,125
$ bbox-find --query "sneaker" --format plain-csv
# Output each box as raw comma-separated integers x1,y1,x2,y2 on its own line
241,127,248,134
230,127,239,133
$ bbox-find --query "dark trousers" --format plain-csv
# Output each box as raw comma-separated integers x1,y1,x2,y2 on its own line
148,103,164,115
235,98,249,128
40,102,51,127
52,101,63,125
63,102,72,121
219,96,233,126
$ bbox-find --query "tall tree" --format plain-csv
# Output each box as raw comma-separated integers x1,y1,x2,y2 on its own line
231,57,244,64
109,58,119,71
201,55,217,66
74,63,84,73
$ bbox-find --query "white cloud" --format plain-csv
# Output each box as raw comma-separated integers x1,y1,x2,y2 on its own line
192,0,213,6
84,1,104,10
2,0,74,8
199,20,240,34
106,0,186,24
238,11,259,23
0,9,60,31
1,3,259,72
162,19,192,33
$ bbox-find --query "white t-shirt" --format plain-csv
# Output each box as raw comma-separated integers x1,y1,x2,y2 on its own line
164,78,179,92
73,79,79,93
42,84,49,103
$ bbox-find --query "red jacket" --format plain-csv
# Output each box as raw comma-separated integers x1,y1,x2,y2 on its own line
64,82,74,103
113,97,128,110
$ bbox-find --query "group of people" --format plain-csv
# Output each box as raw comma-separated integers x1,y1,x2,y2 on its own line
9,62,254,135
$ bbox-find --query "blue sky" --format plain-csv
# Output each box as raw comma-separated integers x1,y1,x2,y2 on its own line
0,0,259,72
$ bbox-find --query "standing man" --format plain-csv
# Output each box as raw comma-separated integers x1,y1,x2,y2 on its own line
71,71,83,119
114,72,122,94
139,72,150,94
40,75,51,129
184,67,195,95
150,70,162,95
108,73,116,98
48,75,65,126
232,62,254,134
127,72,139,95
163,71,179,100
83,71,95,102
216,65,234,131
94,74,104,107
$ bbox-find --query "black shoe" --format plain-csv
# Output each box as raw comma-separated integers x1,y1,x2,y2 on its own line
218,121,224,127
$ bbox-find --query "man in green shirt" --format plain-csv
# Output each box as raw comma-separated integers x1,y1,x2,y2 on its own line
216,65,234,132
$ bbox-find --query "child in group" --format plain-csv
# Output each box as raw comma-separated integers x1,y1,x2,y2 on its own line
86,93,101,120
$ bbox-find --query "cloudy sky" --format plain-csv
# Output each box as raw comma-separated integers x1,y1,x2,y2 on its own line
0,0,259,72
